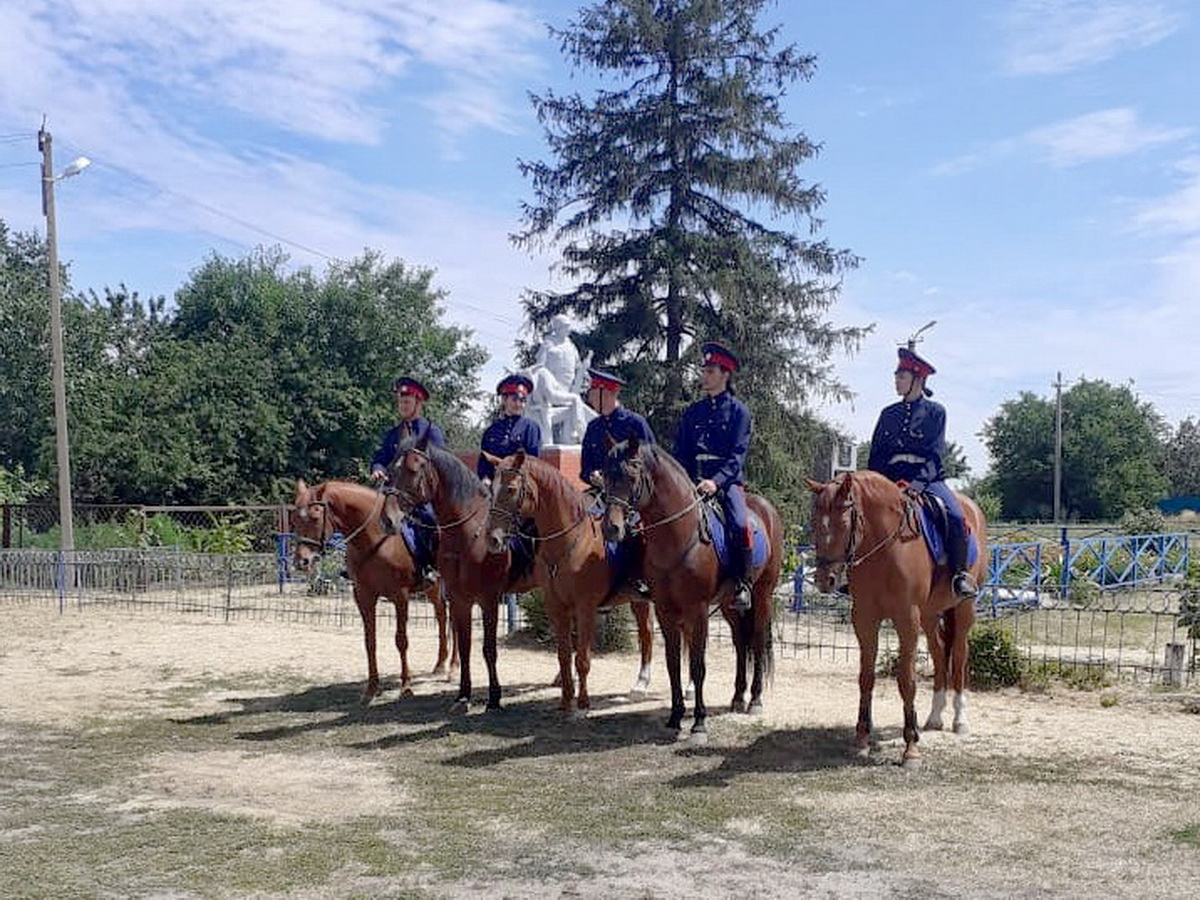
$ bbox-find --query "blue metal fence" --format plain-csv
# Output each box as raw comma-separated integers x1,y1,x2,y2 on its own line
792,530,1190,612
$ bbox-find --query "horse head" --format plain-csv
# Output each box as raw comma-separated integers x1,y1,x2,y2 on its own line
384,434,435,519
805,473,857,593
484,449,532,554
601,436,651,542
290,478,330,574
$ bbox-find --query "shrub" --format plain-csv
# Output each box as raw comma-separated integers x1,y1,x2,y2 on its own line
517,590,634,653
968,621,1024,689
1119,506,1167,534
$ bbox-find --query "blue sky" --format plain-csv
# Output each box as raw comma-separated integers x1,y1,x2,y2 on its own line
2,0,1197,479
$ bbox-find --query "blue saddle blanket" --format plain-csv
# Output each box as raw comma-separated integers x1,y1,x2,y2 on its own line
916,501,979,567
704,505,770,577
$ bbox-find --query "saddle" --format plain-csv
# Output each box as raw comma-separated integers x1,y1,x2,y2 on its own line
698,497,769,580
909,492,978,568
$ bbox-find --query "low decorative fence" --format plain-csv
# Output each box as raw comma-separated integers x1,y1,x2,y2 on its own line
2,527,1197,686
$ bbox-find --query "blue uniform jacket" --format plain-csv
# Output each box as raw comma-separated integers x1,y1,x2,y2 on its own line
674,391,751,489
580,407,657,482
477,415,542,480
370,417,447,475
867,397,947,490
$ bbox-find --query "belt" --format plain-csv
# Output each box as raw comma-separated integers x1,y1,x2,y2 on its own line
888,453,927,466
695,453,723,461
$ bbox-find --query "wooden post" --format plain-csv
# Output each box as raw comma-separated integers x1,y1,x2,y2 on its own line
1163,642,1186,686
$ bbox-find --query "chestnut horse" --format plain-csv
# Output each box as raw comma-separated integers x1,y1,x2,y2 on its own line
601,438,782,744
290,479,454,703
385,437,536,710
483,450,657,714
805,470,988,767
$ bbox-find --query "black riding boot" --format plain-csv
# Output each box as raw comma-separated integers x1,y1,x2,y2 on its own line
946,520,977,600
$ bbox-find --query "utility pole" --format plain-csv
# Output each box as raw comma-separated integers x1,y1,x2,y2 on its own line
1053,371,1063,524
39,125,75,552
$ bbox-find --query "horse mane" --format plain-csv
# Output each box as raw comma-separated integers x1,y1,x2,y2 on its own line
398,437,485,506
523,455,590,516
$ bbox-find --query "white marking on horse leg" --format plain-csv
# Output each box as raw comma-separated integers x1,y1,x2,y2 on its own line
953,691,970,735
630,662,652,698
924,688,947,731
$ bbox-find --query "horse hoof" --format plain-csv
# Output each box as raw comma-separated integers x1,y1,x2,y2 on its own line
747,701,763,716
854,744,871,762
954,722,970,736
451,697,470,714
901,755,923,771
400,686,415,699
628,687,647,700
923,718,944,731
571,708,589,721
689,729,709,746
730,699,746,714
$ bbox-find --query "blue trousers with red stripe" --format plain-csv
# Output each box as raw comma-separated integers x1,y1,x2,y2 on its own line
720,483,751,582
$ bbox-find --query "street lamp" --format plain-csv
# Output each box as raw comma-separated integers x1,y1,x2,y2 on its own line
38,125,90,553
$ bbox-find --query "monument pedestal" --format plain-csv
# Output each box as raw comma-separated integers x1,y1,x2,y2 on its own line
456,445,587,491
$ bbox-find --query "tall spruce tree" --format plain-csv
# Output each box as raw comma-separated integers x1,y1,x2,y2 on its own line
515,0,868,435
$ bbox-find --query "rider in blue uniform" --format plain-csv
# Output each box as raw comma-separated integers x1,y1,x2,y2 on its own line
674,342,753,612
477,374,542,482
370,376,445,581
478,374,542,578
867,347,977,600
580,369,656,601
580,369,657,486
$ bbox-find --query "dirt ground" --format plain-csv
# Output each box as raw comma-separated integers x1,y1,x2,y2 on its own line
2,602,1199,899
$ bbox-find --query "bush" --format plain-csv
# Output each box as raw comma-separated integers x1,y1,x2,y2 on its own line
517,590,634,653
968,621,1024,689
1119,506,1167,534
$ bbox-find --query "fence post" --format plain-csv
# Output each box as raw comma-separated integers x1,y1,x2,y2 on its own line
791,543,808,611
224,554,234,622
1163,642,1186,686
1060,527,1071,602
2,502,10,549
505,593,518,634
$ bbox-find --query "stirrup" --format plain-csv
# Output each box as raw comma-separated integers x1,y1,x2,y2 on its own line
952,571,978,600
731,580,752,612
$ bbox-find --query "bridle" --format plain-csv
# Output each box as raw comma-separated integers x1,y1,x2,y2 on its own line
488,463,589,543
812,475,916,579
293,489,384,552
604,455,703,535
386,447,483,533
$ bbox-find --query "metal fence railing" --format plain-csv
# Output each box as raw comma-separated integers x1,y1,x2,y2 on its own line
3,532,1197,686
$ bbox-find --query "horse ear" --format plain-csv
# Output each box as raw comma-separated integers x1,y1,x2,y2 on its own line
514,449,526,467
627,435,640,456
417,433,429,452
482,451,501,465
295,478,310,503
804,477,825,494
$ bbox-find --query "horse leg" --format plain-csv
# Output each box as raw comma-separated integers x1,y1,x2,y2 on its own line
548,596,576,713
430,576,451,676
393,592,413,698
451,599,473,710
574,603,596,719
851,606,878,759
727,608,749,714
951,603,975,734
630,601,653,698
482,597,503,711
896,610,922,768
923,611,949,731
660,617,686,733
353,587,381,705
687,614,709,744
747,591,771,717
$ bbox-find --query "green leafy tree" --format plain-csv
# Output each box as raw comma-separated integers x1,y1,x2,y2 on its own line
981,380,1168,521
0,222,56,474
1165,417,1200,496
515,0,868,434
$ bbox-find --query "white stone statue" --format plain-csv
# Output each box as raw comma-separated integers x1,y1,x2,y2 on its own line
522,313,597,445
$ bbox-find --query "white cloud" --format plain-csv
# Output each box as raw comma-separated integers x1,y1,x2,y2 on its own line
1026,108,1191,166
1002,0,1183,75
1133,156,1200,234
933,108,1189,174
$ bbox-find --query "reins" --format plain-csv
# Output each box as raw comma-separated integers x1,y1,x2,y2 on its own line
815,476,919,571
